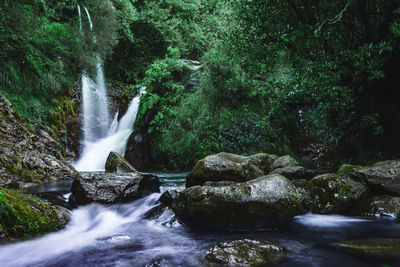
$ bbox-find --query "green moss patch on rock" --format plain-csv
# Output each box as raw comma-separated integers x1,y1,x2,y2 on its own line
0,187,68,239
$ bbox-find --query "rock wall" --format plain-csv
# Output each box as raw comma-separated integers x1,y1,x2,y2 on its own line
0,93,80,188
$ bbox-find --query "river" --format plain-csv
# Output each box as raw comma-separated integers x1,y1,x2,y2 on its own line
0,173,399,266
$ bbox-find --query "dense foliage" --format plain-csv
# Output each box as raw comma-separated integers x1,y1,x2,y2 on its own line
0,0,117,123
1,0,399,168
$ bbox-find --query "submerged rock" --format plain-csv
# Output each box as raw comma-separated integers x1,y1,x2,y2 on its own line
172,174,302,230
271,155,298,170
205,239,284,266
336,239,400,258
186,152,263,187
306,173,369,214
105,151,137,173
350,195,400,218
347,160,400,196
71,172,160,204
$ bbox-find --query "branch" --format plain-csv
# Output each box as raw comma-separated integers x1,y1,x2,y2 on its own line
314,1,351,37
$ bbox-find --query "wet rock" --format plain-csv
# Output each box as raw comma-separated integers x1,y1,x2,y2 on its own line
159,190,180,205
271,155,298,170
143,204,168,220
306,173,369,214
125,129,152,171
0,93,80,188
186,152,263,188
0,187,69,239
297,187,312,213
71,172,160,204
336,239,400,258
271,166,312,180
247,153,278,174
172,174,302,230
105,151,137,173
347,160,400,196
205,239,284,266
350,195,400,218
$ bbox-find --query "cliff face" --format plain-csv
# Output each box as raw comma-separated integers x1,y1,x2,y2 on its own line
0,93,80,189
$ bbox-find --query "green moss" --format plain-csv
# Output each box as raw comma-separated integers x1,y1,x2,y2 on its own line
0,187,67,238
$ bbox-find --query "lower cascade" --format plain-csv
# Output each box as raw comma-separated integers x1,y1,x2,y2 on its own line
73,92,142,171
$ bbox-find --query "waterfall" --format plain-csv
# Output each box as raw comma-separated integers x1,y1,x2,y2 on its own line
83,6,93,31
77,5,82,31
73,6,141,171
74,92,143,171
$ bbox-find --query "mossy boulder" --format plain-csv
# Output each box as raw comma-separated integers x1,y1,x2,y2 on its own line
105,151,137,173
336,239,400,258
186,152,263,188
205,239,285,266
346,160,400,196
71,172,160,204
247,153,278,174
350,195,400,218
306,173,369,214
172,174,302,230
0,187,69,239
271,155,298,170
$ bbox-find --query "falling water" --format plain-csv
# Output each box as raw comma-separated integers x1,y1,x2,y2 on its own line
83,6,93,31
74,90,144,171
77,5,82,31
73,5,139,171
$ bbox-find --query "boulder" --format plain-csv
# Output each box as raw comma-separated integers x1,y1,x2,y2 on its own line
205,239,284,266
336,239,400,258
347,160,400,196
172,174,302,230
271,155,298,170
350,195,400,218
71,172,160,204
271,166,312,180
105,151,137,173
306,173,369,214
186,152,263,188
0,187,69,239
247,153,278,174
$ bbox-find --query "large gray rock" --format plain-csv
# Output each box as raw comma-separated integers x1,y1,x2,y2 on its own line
172,174,302,230
186,152,263,188
71,172,160,204
0,93,80,188
350,195,400,219
306,173,369,214
205,239,285,266
348,160,400,196
336,239,400,258
105,151,137,173
271,155,298,170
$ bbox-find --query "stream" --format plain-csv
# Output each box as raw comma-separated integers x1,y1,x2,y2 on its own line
0,173,399,267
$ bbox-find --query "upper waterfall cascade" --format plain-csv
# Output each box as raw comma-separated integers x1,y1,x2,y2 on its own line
73,6,142,171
